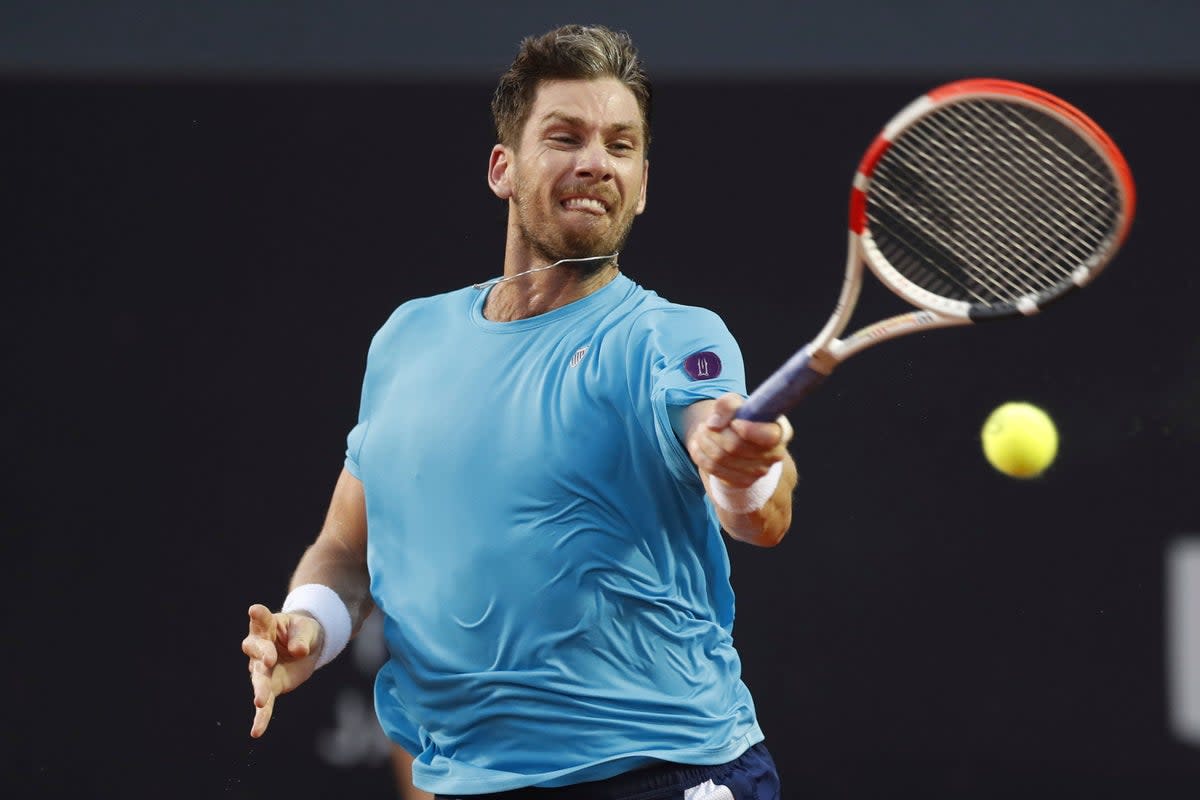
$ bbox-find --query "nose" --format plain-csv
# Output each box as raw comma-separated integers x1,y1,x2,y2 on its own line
575,139,614,182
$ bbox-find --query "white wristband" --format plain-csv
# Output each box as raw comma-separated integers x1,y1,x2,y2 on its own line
281,583,352,670
708,460,784,513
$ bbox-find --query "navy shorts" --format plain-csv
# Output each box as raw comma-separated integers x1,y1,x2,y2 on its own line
434,742,780,800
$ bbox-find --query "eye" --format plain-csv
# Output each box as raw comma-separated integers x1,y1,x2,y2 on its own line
548,134,578,146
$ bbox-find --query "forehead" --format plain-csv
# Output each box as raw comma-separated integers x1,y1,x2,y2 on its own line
525,78,643,133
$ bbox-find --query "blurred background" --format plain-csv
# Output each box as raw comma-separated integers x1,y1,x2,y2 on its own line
4,1,1199,797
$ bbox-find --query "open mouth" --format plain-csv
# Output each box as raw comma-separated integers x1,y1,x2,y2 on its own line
560,196,609,215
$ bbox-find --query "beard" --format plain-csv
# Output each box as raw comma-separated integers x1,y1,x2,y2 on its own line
511,180,638,275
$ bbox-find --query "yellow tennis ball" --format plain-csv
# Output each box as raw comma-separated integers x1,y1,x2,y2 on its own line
981,401,1059,478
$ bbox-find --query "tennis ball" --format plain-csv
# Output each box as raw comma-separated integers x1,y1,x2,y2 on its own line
980,401,1059,478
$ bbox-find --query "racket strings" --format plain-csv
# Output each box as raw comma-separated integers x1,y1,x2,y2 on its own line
889,102,1116,287
867,98,1121,307
871,152,1062,302
946,101,1115,269
870,168,1058,304
874,106,1117,302
919,111,1098,282
879,108,1107,298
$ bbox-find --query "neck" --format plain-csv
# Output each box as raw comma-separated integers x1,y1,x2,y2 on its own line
482,255,619,322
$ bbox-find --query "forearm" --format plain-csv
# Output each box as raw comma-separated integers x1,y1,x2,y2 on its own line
286,467,375,635
289,533,375,634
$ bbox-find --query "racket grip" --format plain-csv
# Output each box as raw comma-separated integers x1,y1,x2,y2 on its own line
736,350,829,421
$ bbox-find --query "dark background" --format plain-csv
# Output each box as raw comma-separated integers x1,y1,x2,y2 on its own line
4,2,1200,798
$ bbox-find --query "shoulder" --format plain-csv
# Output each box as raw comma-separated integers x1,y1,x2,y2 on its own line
372,286,476,342
614,280,733,337
623,294,738,352
602,282,742,384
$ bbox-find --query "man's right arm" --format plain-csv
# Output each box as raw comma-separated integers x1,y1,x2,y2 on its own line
288,466,375,633
243,467,374,737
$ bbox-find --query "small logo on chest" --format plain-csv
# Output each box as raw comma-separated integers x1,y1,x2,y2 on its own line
569,345,590,368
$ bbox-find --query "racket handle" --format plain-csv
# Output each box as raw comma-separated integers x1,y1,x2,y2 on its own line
736,350,829,421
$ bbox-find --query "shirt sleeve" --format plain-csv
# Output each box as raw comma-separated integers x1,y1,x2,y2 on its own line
633,304,747,487
344,419,368,479
343,301,415,479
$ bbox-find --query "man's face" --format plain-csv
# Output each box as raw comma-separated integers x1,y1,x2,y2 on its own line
491,78,649,263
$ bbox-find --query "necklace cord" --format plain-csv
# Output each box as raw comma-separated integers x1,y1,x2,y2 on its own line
472,252,620,290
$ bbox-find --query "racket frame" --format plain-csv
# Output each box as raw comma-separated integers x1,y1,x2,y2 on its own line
736,79,1136,423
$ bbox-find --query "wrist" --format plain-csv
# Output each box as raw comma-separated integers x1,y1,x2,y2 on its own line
281,584,352,669
708,460,784,513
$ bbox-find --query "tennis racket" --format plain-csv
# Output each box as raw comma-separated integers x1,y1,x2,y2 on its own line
736,78,1136,422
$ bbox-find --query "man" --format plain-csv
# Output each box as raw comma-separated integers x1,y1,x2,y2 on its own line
242,24,796,799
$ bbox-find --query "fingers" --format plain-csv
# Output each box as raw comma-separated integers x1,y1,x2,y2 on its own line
242,605,279,667
245,604,281,737
243,606,326,738
705,394,793,448
703,393,743,430
691,430,780,486
725,412,793,450
776,415,795,447
691,393,792,485
250,685,275,738
284,614,319,660
247,603,274,635
250,657,272,707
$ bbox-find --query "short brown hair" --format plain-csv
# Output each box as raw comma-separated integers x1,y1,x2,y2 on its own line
491,24,652,152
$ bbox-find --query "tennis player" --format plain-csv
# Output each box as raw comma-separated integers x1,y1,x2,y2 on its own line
242,24,796,799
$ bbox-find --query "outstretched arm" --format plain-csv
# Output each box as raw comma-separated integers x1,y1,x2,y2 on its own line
241,467,374,737
682,393,797,547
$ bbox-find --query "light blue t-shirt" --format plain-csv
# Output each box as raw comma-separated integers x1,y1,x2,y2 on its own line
344,273,763,794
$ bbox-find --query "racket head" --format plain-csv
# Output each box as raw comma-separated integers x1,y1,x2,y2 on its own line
849,78,1136,321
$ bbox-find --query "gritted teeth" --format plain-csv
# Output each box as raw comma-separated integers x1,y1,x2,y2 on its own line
561,196,608,213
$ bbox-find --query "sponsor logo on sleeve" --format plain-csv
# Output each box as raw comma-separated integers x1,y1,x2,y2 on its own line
684,351,722,381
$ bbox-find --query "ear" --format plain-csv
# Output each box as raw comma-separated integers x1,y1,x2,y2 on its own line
488,144,513,200
635,158,649,215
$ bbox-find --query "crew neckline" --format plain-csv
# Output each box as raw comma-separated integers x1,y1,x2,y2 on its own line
469,273,632,332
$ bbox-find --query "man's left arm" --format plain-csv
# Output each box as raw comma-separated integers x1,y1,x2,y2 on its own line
683,393,797,547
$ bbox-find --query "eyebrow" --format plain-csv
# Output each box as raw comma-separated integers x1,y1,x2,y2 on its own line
539,111,641,137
